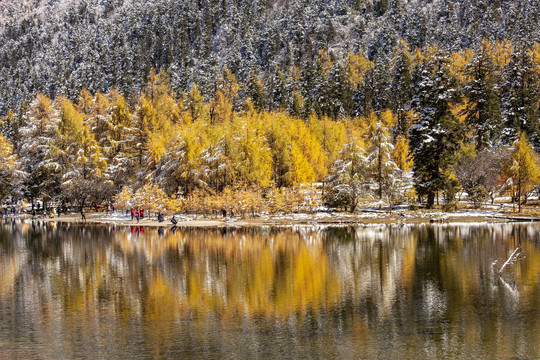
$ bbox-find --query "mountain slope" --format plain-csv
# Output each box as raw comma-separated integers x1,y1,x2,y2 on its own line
0,0,538,115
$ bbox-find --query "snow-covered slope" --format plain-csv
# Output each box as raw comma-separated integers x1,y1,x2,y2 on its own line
0,0,538,115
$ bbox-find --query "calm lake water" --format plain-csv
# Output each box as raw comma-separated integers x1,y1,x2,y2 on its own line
0,220,539,359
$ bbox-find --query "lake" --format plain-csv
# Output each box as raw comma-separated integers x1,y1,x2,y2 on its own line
0,220,539,359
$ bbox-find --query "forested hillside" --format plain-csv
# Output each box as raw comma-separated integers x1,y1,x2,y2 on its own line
0,0,539,115
1,0,540,213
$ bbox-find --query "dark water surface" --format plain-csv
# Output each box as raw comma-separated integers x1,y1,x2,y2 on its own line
0,221,539,359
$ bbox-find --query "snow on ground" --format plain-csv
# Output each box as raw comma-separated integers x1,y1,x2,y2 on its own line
93,212,130,221
411,210,498,218
268,211,381,221
92,208,502,223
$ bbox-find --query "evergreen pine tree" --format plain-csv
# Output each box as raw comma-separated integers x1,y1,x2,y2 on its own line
390,39,413,136
323,139,368,212
366,121,401,202
463,41,502,150
409,48,463,208
500,48,540,146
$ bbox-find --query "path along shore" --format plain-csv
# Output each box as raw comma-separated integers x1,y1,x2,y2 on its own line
4,210,540,228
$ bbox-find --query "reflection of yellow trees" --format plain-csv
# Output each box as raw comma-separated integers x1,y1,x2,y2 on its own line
50,252,110,314
130,230,341,317
0,223,32,299
146,272,182,320
4,223,540,357
520,242,540,286
0,257,21,298
400,236,417,289
277,247,336,312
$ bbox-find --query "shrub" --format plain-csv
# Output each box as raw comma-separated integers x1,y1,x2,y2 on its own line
468,186,489,208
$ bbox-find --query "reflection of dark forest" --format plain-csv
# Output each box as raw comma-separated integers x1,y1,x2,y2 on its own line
0,222,539,358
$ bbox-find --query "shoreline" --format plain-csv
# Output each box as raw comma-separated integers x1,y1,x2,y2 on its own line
5,210,540,228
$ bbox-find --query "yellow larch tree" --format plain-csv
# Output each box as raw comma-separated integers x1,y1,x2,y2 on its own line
289,117,326,180
113,186,134,210
316,49,334,78
450,48,475,83
491,39,514,69
231,114,272,188
344,51,373,89
209,90,232,125
392,135,412,171
94,92,110,116
507,132,540,212
308,114,346,171
0,133,20,201
53,97,108,206
532,42,540,78
133,183,170,216
77,87,95,116
185,84,206,123
137,69,179,174
290,142,315,184
217,66,240,118
378,109,398,130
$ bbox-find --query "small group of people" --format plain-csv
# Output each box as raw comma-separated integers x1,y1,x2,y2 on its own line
157,212,178,226
155,212,179,226
57,205,68,216
130,208,145,223
157,212,179,227
157,212,165,222
128,207,179,226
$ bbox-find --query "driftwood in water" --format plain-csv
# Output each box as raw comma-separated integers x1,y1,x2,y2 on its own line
499,247,521,275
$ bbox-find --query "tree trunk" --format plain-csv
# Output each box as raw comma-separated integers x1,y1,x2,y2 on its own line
349,196,356,212
378,145,383,200
427,192,435,209
518,185,521,213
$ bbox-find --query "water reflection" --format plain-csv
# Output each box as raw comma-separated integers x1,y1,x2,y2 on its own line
0,222,539,359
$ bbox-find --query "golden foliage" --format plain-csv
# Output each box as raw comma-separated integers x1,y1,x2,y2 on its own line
392,135,412,171
490,39,514,68
344,51,373,89
18,40,538,211
450,48,474,83
316,49,334,78
308,115,346,169
0,133,18,172
113,186,134,210
133,183,171,214
210,90,232,124
77,87,94,115
506,132,540,211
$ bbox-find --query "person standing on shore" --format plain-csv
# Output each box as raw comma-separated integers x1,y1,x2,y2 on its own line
131,209,134,221
81,209,86,222
135,209,140,223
